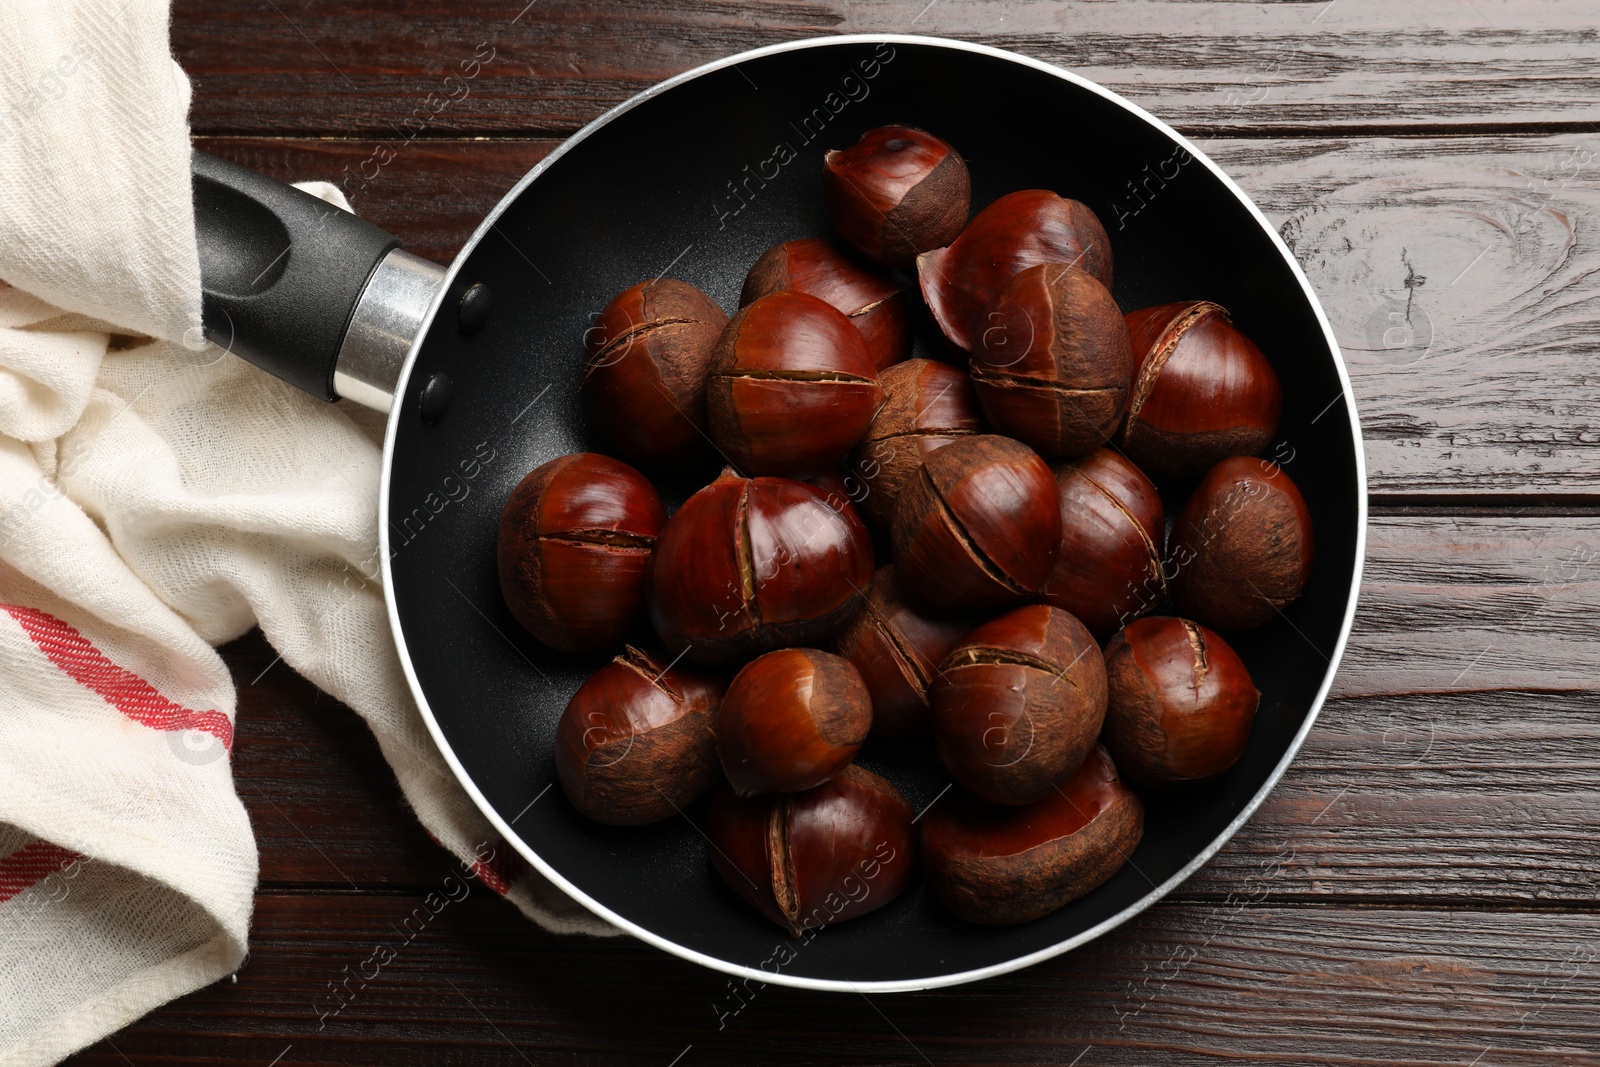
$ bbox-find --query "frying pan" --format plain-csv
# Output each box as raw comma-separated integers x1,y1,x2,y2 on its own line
192,34,1367,992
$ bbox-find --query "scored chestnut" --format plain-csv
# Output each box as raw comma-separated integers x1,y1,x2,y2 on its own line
930,604,1107,806
581,278,727,466
1121,300,1283,482
497,453,666,653
1102,617,1260,790
918,189,1113,352
706,290,885,477
822,125,970,268
970,263,1133,458
921,745,1144,925
555,645,725,825
717,648,872,795
741,237,911,371
849,358,986,530
891,434,1062,612
1040,448,1166,639
1169,457,1314,630
708,765,916,936
649,469,874,665
834,566,971,739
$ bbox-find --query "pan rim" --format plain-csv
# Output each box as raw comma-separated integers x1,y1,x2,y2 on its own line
378,31,1370,993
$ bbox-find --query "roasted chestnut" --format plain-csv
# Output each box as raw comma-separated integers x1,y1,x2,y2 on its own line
929,604,1107,806
554,645,724,825
649,469,874,665
1040,448,1165,639
833,566,971,739
707,765,916,935
1121,300,1282,482
497,453,665,653
891,434,1061,612
848,358,986,530
970,263,1133,458
706,291,884,477
918,190,1113,352
717,648,871,794
741,237,911,371
921,744,1144,925
1102,617,1259,789
581,278,727,465
1169,457,1314,630
822,125,970,268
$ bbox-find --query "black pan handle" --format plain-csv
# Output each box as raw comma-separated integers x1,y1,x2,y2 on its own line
192,150,444,410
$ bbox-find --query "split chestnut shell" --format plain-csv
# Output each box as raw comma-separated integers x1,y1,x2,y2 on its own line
649,469,874,665
929,604,1108,806
970,263,1133,458
823,125,970,268
554,645,724,825
708,765,916,936
918,190,1113,352
741,237,911,371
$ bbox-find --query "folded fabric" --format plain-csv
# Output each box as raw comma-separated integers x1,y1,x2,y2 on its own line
0,3,614,1063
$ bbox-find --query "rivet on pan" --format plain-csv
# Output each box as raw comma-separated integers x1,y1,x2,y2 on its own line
458,282,494,336
419,373,454,425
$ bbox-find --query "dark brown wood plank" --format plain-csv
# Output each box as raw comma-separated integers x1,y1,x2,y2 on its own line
230,515,1600,902
1336,516,1600,697
65,893,1600,1065
174,1,1600,137
194,134,1600,496
1206,134,1600,497
194,138,554,267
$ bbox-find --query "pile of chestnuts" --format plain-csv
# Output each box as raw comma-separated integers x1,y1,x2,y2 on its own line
497,123,1315,935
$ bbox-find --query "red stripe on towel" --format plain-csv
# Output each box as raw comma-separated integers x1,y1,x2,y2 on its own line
2,603,233,753
0,840,82,904
471,856,511,895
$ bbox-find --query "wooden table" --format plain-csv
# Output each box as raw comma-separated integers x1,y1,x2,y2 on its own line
68,2,1600,1063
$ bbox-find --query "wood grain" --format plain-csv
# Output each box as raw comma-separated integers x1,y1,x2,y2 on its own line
64,892,1600,1066
54,4,1600,1062
228,516,1600,903
195,138,553,266
1337,516,1600,697
1211,134,1600,497
194,134,1600,497
174,0,1600,137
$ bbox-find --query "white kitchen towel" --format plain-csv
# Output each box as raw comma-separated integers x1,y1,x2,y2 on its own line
0,2,614,1063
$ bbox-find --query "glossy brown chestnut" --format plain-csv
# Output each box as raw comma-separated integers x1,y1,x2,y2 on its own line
918,190,1113,352
740,237,911,371
580,278,727,465
822,125,970,268
497,453,666,653
707,765,916,936
930,604,1108,806
554,645,725,825
833,566,971,739
848,358,986,531
920,744,1144,925
1040,448,1166,639
1102,617,1259,789
1121,300,1283,482
1169,457,1314,630
717,648,872,795
890,434,1062,612
970,263,1133,458
705,291,884,477
649,469,874,665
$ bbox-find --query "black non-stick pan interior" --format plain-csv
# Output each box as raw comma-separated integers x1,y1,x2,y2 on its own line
385,38,1362,988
